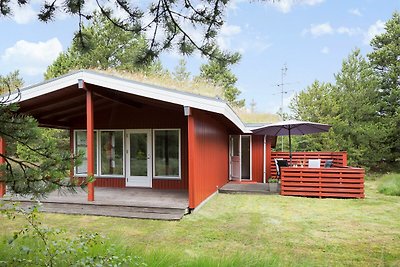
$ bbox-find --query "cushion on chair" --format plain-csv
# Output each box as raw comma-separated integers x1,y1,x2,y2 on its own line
308,159,321,168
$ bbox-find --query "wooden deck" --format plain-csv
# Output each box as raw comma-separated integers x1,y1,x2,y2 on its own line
280,167,365,198
269,151,365,199
4,188,189,220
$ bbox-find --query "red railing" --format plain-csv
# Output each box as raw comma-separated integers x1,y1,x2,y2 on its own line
270,151,364,198
270,151,348,177
280,167,365,198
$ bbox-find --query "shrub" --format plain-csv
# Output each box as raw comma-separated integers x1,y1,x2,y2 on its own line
0,202,146,267
378,173,400,196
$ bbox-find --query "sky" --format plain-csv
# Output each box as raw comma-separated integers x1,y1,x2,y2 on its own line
0,0,399,115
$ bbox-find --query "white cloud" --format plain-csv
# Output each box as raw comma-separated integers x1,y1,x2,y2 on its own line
220,24,242,36
227,0,247,11
321,46,329,54
217,23,242,50
364,20,385,44
1,38,63,76
302,23,333,37
11,2,36,24
337,26,362,36
348,8,362,17
303,24,363,38
269,0,324,14
236,38,272,54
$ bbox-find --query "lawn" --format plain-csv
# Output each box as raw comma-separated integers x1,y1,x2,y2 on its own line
0,178,399,266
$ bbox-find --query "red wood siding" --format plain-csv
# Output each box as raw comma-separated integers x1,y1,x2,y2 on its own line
189,108,229,209
77,177,125,187
251,135,264,183
280,167,364,198
270,151,348,178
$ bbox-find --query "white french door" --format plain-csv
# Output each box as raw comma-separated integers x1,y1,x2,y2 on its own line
125,129,152,187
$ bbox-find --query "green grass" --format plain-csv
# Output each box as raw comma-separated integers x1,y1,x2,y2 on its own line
1,179,400,266
378,173,400,196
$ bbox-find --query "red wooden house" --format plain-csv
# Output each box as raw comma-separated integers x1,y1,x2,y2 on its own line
1,70,280,210
0,70,364,213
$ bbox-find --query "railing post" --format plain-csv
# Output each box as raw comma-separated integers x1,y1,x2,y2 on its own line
0,137,6,197
342,152,348,166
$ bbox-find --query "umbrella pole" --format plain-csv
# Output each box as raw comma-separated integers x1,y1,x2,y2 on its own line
289,127,292,166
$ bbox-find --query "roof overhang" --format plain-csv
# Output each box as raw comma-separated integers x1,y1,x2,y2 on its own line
9,70,252,133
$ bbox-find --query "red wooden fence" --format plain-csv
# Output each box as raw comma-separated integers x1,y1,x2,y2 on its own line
280,167,365,198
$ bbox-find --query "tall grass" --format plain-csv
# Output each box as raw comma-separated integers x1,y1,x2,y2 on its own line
378,173,400,196
1,179,400,266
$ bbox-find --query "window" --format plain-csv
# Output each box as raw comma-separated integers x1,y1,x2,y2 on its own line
75,131,98,175
100,131,124,176
153,129,180,179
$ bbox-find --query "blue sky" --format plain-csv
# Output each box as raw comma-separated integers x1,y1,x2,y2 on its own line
0,0,399,114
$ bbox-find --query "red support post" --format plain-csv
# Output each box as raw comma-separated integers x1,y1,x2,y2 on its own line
187,110,195,209
266,136,272,181
0,137,6,197
82,80,95,202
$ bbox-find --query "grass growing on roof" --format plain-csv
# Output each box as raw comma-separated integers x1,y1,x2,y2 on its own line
94,68,224,98
83,69,279,124
234,109,281,123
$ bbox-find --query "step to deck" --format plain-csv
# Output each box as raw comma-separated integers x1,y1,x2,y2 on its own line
219,183,280,195
6,201,187,221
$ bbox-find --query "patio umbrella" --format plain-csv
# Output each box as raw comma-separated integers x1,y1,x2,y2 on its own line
251,120,331,165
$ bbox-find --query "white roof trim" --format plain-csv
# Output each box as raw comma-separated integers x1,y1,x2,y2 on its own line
11,70,252,133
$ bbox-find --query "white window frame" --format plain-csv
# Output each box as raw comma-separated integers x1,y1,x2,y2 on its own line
240,135,252,181
152,129,181,180
73,129,125,178
74,130,99,176
98,130,125,178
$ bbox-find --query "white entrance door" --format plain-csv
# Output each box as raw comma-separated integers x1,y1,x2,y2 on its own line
229,135,252,181
229,135,241,180
126,130,152,187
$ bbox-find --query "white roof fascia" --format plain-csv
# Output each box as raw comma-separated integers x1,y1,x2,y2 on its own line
12,70,250,133
9,72,82,103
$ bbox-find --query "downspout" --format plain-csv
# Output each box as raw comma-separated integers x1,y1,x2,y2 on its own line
263,135,266,183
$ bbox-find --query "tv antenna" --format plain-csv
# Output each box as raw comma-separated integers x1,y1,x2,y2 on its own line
271,64,297,150
271,65,301,117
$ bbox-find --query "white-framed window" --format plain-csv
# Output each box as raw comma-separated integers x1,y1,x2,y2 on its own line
100,130,124,176
74,130,124,177
74,130,98,175
153,129,181,179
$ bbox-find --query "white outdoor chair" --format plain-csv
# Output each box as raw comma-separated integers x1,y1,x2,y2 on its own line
308,159,321,168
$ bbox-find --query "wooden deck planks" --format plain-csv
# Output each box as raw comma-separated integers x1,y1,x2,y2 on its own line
3,187,189,220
